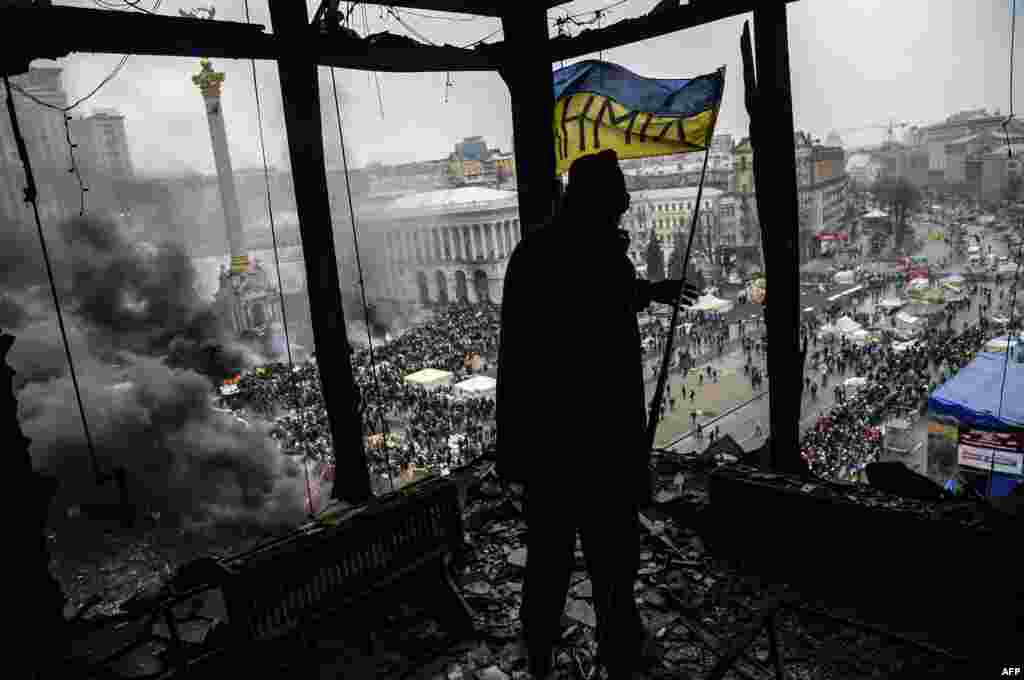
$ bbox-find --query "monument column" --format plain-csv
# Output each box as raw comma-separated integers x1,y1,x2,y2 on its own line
193,59,248,274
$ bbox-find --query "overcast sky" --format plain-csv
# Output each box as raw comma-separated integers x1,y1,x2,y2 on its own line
35,0,1024,176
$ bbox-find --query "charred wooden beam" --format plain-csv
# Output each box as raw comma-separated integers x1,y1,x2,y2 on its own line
499,9,558,237
545,0,800,64
315,41,499,72
267,0,372,504
0,5,499,75
356,0,567,18
750,4,804,474
1,5,272,66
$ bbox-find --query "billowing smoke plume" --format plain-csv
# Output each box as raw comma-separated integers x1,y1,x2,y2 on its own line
1,213,251,379
2,211,309,527
19,354,309,528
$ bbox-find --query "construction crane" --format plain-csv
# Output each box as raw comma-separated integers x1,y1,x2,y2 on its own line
834,120,925,148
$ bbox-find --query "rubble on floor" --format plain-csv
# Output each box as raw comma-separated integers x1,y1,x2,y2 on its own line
311,459,961,680
55,454,966,679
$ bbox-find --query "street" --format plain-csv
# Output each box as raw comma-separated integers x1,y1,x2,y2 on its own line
657,210,1022,461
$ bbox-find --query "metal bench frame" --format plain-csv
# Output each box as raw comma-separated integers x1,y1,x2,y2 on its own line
216,475,476,655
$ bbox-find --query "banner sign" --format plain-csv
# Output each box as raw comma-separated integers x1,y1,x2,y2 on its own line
552,60,725,176
958,428,1024,476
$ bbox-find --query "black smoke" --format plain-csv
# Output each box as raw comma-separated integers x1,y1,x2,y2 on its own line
19,354,309,527
51,214,249,379
2,211,308,527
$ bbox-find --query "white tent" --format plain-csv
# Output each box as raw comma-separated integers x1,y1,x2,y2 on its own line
453,374,497,399
833,270,856,285
863,209,888,219
691,294,733,313
943,274,966,284
817,323,840,338
895,311,921,326
968,245,981,255
998,262,1021,275
844,376,868,390
847,328,872,344
878,298,905,309
835,316,862,335
892,340,918,353
404,368,454,391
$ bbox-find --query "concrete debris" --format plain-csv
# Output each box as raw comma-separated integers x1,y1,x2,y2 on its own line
571,579,592,598
59,463,960,679
563,598,597,627
475,665,509,680
465,581,493,596
506,547,527,568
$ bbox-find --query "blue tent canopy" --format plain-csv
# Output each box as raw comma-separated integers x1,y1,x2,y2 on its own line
927,349,1024,430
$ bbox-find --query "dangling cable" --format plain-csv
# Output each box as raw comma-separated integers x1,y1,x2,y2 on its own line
244,0,292,371
243,0,307,515
63,114,89,216
1002,0,1018,158
5,75,104,485
330,67,396,493
645,144,713,454
988,238,1023,498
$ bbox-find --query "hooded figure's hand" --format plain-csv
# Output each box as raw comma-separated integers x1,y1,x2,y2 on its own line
651,279,701,307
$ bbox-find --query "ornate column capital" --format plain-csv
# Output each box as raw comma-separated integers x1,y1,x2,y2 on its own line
192,58,225,98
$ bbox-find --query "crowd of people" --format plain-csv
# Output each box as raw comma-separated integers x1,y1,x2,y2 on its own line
211,204,1019,495
218,303,504,490
798,281,1019,481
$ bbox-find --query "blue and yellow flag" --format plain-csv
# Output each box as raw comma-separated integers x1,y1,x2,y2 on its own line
552,60,725,176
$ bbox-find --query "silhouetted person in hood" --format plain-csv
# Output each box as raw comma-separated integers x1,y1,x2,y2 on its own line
496,149,698,679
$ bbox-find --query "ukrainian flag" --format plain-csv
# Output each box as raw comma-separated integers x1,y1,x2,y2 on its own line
552,60,725,176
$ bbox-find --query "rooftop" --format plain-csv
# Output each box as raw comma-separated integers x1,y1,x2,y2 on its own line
358,186,519,219
631,187,725,202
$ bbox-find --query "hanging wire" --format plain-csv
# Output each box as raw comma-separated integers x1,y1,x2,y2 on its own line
549,0,631,28
4,75,104,485
360,2,385,120
988,238,1023,498
360,3,372,89
9,55,130,113
242,0,307,514
63,114,89,216
244,0,292,370
645,144,712,452
399,8,480,22
329,67,396,493
459,26,502,48
386,7,438,46
1003,0,1018,158
91,0,161,14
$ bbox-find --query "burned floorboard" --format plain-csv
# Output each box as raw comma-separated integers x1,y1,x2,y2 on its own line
58,455,971,680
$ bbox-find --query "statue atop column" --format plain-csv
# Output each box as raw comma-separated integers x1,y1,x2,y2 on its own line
194,58,285,356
